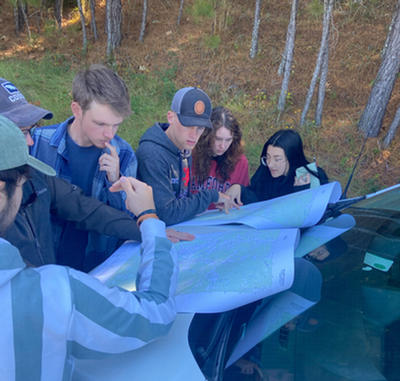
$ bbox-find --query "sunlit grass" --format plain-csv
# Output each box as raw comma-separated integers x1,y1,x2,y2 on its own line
0,54,396,198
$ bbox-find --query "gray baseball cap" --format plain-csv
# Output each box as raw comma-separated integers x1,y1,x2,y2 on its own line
0,78,53,127
0,115,56,176
171,87,212,129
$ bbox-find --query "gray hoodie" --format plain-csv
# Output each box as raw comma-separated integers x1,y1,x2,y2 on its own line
136,123,219,226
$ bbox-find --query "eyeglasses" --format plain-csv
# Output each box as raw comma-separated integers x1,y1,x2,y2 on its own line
261,155,287,166
20,181,37,209
21,123,38,138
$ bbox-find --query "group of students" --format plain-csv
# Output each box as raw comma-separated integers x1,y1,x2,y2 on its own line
0,64,327,380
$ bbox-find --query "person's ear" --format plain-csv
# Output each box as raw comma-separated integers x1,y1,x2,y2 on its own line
71,102,83,120
167,111,175,125
0,181,6,207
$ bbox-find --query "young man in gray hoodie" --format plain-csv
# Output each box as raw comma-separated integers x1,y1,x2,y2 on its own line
136,87,237,226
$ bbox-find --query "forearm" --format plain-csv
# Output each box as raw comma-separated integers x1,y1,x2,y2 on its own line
49,176,141,241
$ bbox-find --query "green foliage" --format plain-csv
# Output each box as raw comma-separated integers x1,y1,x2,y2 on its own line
306,0,324,21
204,35,221,50
43,18,59,38
187,0,214,23
0,57,74,123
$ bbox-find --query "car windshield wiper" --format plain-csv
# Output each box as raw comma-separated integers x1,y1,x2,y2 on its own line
318,195,366,225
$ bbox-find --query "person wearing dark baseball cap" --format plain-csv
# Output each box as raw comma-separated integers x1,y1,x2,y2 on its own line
136,87,238,226
0,78,53,147
0,116,181,381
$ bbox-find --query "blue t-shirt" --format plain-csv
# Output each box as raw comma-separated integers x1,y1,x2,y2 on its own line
57,134,102,270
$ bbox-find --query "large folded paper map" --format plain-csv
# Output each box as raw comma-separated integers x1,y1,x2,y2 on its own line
91,182,355,313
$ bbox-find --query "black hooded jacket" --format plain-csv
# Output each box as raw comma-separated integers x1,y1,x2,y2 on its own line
4,169,141,268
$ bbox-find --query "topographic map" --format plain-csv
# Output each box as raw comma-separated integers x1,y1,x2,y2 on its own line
91,182,353,313
172,181,342,229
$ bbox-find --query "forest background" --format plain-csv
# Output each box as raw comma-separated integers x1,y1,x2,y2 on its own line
1,0,400,198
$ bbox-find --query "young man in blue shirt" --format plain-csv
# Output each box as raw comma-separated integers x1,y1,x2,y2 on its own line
0,77,193,268
30,65,138,271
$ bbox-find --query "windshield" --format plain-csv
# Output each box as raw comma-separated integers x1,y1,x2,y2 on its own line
221,191,400,381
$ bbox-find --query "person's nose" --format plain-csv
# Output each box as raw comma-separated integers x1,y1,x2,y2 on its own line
103,126,114,139
189,127,198,138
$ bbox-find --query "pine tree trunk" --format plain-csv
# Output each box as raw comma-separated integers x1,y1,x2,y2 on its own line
278,0,299,111
315,1,333,126
54,0,63,29
13,5,22,36
106,0,122,55
358,0,400,137
315,42,329,125
177,0,184,25
77,0,87,52
35,6,42,34
249,0,261,59
383,104,400,148
300,0,334,126
89,0,98,40
18,0,31,40
139,0,148,42
106,0,112,55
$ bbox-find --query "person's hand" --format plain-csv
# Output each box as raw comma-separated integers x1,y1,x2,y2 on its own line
224,184,243,206
235,358,264,378
110,177,155,217
99,142,120,183
166,229,195,243
215,192,240,213
294,173,310,186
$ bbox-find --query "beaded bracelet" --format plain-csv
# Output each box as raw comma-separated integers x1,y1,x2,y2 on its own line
137,213,159,228
137,209,158,219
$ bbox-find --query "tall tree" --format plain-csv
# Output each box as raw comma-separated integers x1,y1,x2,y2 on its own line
383,104,400,148
139,0,148,42
249,0,261,59
54,0,63,29
359,0,400,138
177,0,184,25
106,0,122,55
77,0,87,52
300,0,334,126
278,0,299,111
12,0,26,36
89,0,98,40
18,0,31,41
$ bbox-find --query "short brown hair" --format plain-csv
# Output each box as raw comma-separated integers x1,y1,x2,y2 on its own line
72,64,132,118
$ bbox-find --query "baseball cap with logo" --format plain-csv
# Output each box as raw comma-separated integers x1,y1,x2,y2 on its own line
171,87,212,129
0,78,53,127
0,116,55,176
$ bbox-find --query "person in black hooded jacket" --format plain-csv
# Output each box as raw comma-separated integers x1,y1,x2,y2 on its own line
225,129,328,205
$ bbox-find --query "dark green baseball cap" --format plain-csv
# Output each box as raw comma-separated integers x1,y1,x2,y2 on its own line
0,115,56,176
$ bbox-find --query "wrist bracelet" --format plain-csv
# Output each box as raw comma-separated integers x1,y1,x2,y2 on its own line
136,209,157,219
137,213,159,228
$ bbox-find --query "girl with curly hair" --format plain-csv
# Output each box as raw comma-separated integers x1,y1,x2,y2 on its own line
225,129,328,205
191,107,249,208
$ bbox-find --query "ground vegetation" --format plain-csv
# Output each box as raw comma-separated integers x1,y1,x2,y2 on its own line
0,0,399,197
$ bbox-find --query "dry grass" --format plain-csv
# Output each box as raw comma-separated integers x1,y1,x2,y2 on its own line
0,0,399,196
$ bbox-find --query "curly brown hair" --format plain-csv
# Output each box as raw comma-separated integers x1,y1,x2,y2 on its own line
192,106,244,184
